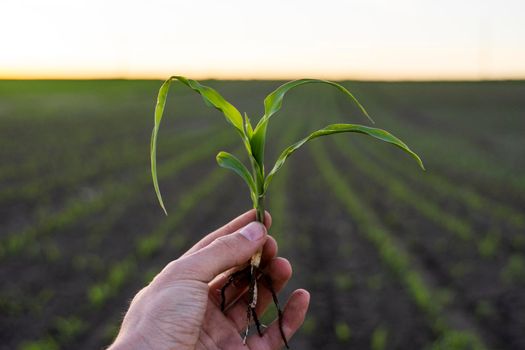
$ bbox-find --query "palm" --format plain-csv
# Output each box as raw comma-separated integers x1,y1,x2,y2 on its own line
195,257,294,350
149,259,298,350
196,295,254,350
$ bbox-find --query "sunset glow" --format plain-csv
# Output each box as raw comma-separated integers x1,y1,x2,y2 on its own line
1,0,524,80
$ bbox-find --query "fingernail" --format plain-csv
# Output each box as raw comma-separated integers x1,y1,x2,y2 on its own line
240,222,266,241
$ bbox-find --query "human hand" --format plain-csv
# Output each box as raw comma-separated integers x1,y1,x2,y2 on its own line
108,210,310,350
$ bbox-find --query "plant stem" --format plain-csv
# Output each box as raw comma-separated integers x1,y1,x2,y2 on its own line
251,194,265,269
252,192,265,264
255,194,265,224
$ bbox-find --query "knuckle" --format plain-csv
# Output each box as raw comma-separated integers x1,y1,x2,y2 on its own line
163,259,181,275
152,259,196,285
153,259,182,283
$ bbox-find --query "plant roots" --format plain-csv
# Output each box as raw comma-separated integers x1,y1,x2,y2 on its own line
220,265,289,348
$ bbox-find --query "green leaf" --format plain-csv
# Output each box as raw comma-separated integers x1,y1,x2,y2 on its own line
251,79,374,167
151,79,172,215
172,76,245,134
264,123,425,191
216,151,256,195
261,79,373,126
151,76,247,214
249,121,267,166
244,112,253,138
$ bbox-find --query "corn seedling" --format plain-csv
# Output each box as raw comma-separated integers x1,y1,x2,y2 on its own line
150,76,424,347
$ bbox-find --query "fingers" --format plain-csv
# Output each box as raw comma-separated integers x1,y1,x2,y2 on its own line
165,221,268,282
208,236,278,309
182,210,272,258
224,258,292,331
247,289,310,350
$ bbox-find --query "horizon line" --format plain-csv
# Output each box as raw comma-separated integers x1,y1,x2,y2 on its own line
2,73,525,83
2,76,524,83
2,69,525,82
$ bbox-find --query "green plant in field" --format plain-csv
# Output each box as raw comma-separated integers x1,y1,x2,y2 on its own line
335,322,352,342
371,325,388,350
150,76,424,346
501,254,525,285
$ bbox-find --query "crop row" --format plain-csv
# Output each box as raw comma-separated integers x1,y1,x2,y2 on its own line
345,82,520,172
264,96,436,347
335,135,508,268
276,145,433,348
0,80,155,180
336,137,477,242
335,87,525,204
0,130,234,260
357,139,525,231
0,116,141,184
0,127,215,208
382,110,525,203
17,165,229,350
373,83,525,167
0,127,218,242
1,137,237,349
311,141,488,350
333,138,525,348
265,121,305,252
0,79,223,186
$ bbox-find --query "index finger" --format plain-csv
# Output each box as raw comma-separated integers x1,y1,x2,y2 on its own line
182,209,272,258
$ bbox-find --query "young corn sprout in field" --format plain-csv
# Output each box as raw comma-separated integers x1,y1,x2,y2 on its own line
150,77,425,347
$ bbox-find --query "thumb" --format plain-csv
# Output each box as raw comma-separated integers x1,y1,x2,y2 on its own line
170,222,267,282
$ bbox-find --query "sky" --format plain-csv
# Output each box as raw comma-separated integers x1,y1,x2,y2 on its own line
1,0,524,80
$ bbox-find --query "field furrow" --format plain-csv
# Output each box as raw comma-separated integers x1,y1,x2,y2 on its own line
331,137,524,349
0,131,235,260
353,138,525,232
312,141,490,349
1,80,523,350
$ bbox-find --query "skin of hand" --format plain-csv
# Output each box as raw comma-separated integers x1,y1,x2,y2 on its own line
108,210,310,350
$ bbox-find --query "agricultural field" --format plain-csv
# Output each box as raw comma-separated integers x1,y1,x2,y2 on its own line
0,79,524,350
